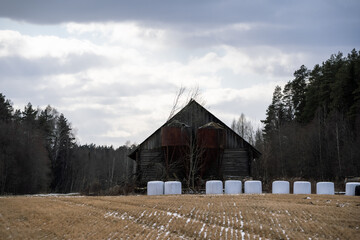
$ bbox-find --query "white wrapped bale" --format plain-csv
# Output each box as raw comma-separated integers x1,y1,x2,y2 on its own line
293,181,311,194
244,180,262,194
147,181,164,195
316,182,334,195
225,180,242,194
164,181,182,195
345,182,360,196
206,180,223,194
272,181,290,194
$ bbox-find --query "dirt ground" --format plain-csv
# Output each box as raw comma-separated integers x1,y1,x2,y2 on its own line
0,194,359,239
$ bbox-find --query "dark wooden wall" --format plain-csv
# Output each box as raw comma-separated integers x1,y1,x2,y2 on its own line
137,149,164,182
222,148,249,178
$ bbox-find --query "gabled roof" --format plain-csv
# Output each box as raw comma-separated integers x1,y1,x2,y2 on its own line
129,99,261,159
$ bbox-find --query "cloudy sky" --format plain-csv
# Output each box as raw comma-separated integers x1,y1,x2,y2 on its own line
0,1,359,147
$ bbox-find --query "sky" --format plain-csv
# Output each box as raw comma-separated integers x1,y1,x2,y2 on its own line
0,0,359,147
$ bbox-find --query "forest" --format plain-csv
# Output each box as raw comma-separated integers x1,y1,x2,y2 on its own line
232,49,360,182
0,99,136,195
1,49,359,195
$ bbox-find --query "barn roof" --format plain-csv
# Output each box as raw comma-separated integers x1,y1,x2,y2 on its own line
129,99,261,159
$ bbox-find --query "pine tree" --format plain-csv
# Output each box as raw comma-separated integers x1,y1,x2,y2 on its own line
319,52,344,116
22,102,38,125
51,114,75,192
262,86,284,137
38,105,58,152
301,64,322,123
0,94,13,122
291,65,308,122
282,81,294,122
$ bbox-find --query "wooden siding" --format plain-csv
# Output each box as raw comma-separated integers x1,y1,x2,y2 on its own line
222,149,249,178
138,149,164,183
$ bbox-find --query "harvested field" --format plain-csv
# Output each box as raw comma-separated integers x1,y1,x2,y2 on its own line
0,194,359,239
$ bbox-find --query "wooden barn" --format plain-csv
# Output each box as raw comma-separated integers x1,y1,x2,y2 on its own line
129,100,261,186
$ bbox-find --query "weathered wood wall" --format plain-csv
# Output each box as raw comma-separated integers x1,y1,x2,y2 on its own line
137,149,164,183
222,148,249,178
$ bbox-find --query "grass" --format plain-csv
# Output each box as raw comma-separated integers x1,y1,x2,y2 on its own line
0,194,359,239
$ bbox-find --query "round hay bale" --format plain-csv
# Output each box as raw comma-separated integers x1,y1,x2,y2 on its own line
147,181,164,196
206,180,223,194
244,180,262,194
164,181,182,195
316,182,334,195
345,182,360,196
293,181,311,194
225,180,242,194
272,181,290,194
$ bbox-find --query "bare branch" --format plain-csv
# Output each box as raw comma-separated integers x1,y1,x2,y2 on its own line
168,86,186,121
168,85,206,121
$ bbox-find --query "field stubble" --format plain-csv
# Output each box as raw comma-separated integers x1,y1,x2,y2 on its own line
0,194,359,239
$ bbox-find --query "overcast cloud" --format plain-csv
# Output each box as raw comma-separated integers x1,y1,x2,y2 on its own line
0,0,359,146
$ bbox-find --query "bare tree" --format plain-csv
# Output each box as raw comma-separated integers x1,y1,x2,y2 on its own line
168,86,186,121
168,85,205,120
166,86,207,190
231,113,255,144
182,136,206,189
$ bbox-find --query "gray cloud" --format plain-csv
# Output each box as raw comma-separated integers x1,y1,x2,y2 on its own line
212,97,269,123
0,53,108,77
172,22,359,50
0,1,284,24
1,1,359,47
0,1,356,25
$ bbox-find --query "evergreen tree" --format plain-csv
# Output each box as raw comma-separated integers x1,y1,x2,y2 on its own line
282,81,294,122
51,114,75,192
22,102,38,125
347,49,360,124
302,64,322,123
0,94,13,122
319,52,344,116
38,105,58,155
262,86,284,137
291,65,308,122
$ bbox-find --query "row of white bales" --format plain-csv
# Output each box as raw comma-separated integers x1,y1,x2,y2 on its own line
147,180,360,196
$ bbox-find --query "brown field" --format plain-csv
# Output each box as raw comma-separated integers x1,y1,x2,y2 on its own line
0,194,359,239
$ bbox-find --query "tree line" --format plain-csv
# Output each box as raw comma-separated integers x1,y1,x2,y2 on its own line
2,49,359,194
232,49,360,182
0,97,136,195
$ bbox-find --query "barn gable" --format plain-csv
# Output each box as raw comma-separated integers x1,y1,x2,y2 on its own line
129,99,261,184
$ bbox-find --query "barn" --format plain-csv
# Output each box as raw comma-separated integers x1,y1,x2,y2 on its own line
129,99,261,186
